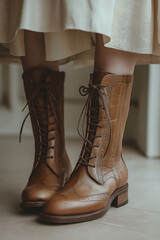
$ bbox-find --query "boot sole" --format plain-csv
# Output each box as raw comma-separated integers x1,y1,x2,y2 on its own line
39,183,128,224
20,201,46,208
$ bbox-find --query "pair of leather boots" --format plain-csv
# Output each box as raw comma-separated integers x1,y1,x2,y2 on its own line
20,67,133,224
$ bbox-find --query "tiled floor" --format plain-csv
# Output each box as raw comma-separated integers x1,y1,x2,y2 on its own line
0,137,160,240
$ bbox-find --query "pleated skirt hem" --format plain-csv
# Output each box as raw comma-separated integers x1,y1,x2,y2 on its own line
0,0,160,67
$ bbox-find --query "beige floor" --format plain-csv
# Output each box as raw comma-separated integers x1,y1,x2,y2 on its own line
0,137,160,240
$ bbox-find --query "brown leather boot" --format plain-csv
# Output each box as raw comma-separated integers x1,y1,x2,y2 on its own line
20,67,72,208
40,71,133,223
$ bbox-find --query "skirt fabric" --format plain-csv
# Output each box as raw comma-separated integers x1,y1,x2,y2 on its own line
0,0,160,67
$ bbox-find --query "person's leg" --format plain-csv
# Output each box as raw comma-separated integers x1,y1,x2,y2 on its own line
21,30,59,71
94,33,137,74
20,30,71,209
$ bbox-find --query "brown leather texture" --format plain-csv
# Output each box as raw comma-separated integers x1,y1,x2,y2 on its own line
42,71,133,222
20,67,72,207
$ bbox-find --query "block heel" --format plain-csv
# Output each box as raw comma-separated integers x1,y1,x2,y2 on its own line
111,184,128,208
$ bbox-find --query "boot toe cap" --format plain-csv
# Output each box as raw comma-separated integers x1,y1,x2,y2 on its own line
21,186,57,203
43,193,104,216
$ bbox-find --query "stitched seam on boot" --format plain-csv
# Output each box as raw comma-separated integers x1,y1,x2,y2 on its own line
72,186,110,201
97,84,112,184
103,159,123,182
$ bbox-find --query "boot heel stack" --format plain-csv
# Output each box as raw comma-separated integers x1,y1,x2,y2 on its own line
111,186,128,208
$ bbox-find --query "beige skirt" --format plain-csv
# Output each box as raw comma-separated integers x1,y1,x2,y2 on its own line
0,0,160,67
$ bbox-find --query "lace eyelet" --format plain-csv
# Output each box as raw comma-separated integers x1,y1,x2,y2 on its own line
93,145,99,148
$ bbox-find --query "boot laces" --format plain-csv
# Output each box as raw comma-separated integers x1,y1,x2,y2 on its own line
77,80,112,168
19,82,60,177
